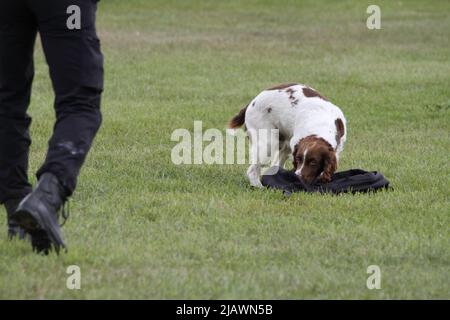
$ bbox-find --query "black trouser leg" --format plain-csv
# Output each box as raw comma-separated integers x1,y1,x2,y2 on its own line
29,0,104,197
0,0,37,205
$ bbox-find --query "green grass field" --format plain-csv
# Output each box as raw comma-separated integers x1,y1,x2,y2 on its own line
0,0,449,299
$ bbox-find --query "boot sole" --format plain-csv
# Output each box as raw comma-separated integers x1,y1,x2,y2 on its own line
13,197,66,253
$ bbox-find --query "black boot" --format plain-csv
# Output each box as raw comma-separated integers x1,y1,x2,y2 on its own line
4,198,28,240
11,172,67,254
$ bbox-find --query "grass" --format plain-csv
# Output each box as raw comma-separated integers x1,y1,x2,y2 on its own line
0,0,449,299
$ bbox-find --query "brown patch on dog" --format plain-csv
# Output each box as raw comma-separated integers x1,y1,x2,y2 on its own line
228,104,248,128
267,107,272,113
266,83,298,91
302,87,328,101
292,135,337,184
335,118,345,147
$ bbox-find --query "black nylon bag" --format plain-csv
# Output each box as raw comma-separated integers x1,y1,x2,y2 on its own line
261,166,390,195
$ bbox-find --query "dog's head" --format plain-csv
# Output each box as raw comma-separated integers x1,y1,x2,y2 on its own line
292,136,337,184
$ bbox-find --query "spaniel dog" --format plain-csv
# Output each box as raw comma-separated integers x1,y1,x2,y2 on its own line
228,83,347,188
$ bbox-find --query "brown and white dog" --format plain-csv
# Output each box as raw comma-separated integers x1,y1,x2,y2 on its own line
228,83,347,188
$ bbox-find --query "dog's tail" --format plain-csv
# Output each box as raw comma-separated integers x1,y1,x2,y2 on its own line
228,104,248,129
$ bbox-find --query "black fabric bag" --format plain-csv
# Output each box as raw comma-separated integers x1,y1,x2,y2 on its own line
261,166,390,195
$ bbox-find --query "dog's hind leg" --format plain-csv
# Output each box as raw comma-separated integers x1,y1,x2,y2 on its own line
247,164,263,188
247,128,274,188
246,128,267,188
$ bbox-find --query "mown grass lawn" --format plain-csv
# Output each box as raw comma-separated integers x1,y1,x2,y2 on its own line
0,0,449,299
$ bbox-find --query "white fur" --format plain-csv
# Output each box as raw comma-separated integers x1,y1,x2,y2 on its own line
243,84,347,187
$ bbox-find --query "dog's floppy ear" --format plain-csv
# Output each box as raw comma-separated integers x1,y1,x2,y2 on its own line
320,149,337,183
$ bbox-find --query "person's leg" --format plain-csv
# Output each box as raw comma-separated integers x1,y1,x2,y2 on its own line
0,0,37,237
12,0,103,253
32,0,104,196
